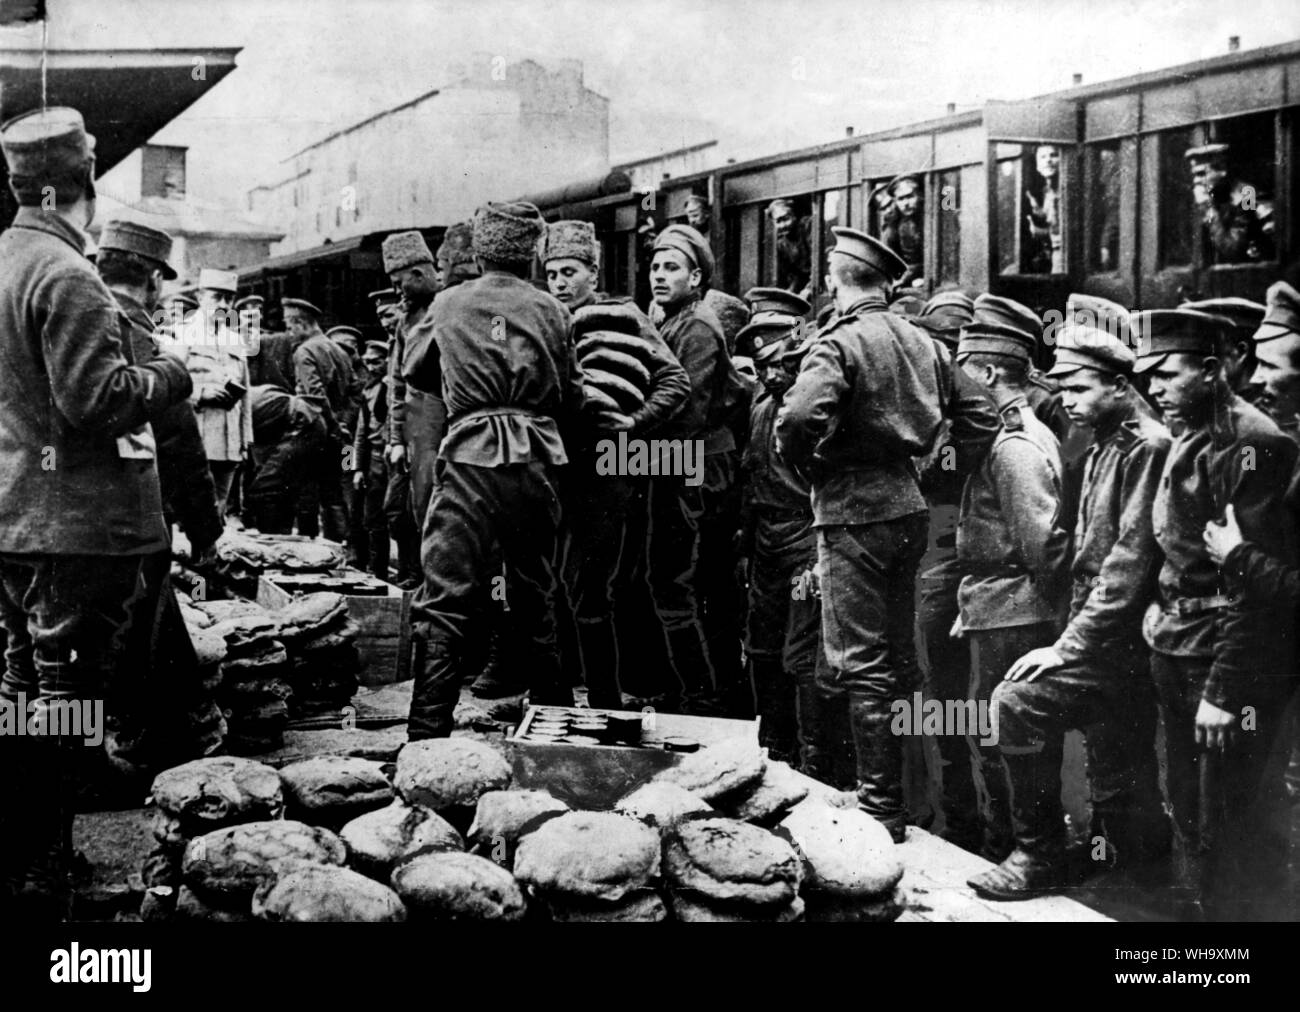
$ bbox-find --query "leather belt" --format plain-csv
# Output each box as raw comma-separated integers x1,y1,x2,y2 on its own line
1162,593,1238,617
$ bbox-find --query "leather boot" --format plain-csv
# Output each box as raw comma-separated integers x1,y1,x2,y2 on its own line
470,627,528,699
968,741,1069,900
664,625,721,717
1091,800,1173,875
848,691,907,842
575,618,622,711
407,637,461,740
973,740,1015,863
934,732,982,854
14,734,75,923
368,532,390,583
752,658,796,764
796,678,855,790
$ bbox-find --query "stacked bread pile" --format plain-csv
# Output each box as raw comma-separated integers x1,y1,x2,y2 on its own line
197,600,291,754
572,304,655,429
779,800,906,921
275,592,362,716
214,532,345,595
141,756,285,920
181,623,228,757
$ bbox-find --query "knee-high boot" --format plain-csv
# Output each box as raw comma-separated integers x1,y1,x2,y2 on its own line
849,690,907,841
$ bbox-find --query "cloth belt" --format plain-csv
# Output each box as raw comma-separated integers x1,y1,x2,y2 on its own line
446,405,544,436
1161,592,1239,617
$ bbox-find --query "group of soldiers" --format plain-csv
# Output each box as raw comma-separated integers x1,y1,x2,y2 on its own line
1,101,1298,923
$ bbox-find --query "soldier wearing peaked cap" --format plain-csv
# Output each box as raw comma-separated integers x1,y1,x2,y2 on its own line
944,323,1072,861
401,201,586,739
970,323,1172,898
915,289,974,350
0,107,195,917
1180,296,1267,403
1132,307,1297,920
643,223,750,715
281,296,353,542
1186,143,1274,265
776,227,999,842
327,325,369,568
350,338,396,582
881,175,924,288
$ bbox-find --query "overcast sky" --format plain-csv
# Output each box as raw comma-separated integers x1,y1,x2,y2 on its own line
4,0,1297,205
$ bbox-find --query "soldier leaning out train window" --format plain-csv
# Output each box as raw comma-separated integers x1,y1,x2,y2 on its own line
1186,120,1276,267
766,196,813,298
996,143,1067,276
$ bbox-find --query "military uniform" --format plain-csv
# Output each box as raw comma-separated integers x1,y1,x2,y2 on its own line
1137,309,1297,919
403,202,584,739
288,310,354,541
245,384,325,534
352,373,393,580
988,327,1171,885
776,228,997,840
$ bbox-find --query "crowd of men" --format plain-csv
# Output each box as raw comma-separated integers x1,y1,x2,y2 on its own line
1,103,1298,923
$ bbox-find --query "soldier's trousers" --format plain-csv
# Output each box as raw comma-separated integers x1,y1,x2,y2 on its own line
360,457,390,580
382,462,422,583
698,452,746,716
816,512,928,839
917,554,973,844
296,435,348,543
646,474,721,713
559,470,646,710
744,511,819,763
1150,653,1298,920
408,460,566,739
246,431,313,534
963,622,1057,861
991,640,1167,865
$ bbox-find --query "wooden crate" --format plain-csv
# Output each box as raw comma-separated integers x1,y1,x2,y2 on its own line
507,705,759,810
256,571,412,686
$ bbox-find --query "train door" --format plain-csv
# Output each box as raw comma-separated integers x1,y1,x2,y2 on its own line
985,99,1079,320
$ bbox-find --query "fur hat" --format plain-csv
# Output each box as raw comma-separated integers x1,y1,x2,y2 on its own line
473,201,546,266
539,220,599,268
382,230,434,274
437,221,476,268
704,290,751,352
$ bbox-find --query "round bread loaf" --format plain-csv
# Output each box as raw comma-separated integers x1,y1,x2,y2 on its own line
468,790,568,852
652,738,766,801
252,863,407,922
671,891,805,923
779,801,903,897
279,756,394,827
513,812,660,902
190,627,227,665
664,817,802,909
182,820,346,902
547,889,668,923
151,756,284,829
390,851,526,921
615,782,712,829
802,888,903,922
714,759,809,823
394,738,511,810
340,800,464,879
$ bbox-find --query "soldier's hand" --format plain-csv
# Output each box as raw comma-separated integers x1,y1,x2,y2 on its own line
1005,646,1064,683
948,615,965,639
1202,504,1244,566
1195,698,1237,751
386,444,408,471
353,471,366,490
200,386,236,410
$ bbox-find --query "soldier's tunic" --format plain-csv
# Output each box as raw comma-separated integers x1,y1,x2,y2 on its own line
557,293,689,709
954,392,1070,859
352,375,393,580
245,385,325,534
740,388,818,764
776,294,997,837
389,297,444,525
291,331,354,541
403,269,584,739
993,398,1172,862
1202,179,1274,264
1144,393,1297,918
646,291,742,712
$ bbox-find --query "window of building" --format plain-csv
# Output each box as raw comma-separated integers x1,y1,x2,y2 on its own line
1086,141,1121,273
934,168,961,286
816,188,848,295
996,142,1066,275
1158,128,1196,268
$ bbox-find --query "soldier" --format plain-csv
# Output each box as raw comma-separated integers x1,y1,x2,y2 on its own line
244,383,326,535
881,175,924,288
769,198,812,299
646,224,747,714
1133,308,1296,920
435,220,481,291
329,324,367,567
1025,145,1063,275
402,201,584,739
369,289,419,588
776,228,998,842
950,322,1072,860
241,293,294,393
0,108,193,917
1186,143,1274,265
371,288,403,340
541,221,689,708
1180,296,1267,403
352,340,395,581
735,289,815,763
969,323,1171,899
382,231,443,533
685,193,711,235
168,268,253,517
282,297,353,542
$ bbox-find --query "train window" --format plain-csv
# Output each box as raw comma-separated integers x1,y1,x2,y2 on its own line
935,169,960,287
1158,128,1196,268
996,143,1066,276
1087,142,1121,273
765,195,813,297
1197,111,1277,265
878,176,924,287
818,189,848,294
